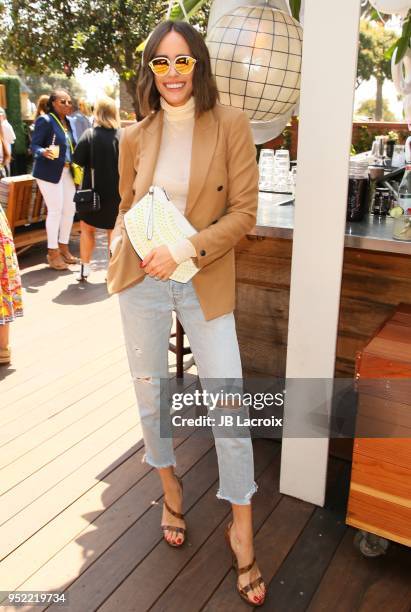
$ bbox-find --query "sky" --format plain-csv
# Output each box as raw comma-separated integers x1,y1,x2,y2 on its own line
74,67,119,106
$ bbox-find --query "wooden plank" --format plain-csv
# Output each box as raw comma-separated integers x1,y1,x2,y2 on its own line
349,453,411,506
35,447,220,611
0,422,142,564
203,493,314,611
0,359,129,438
236,235,293,259
0,347,127,445
354,438,411,470
100,448,282,612
41,440,279,612
362,337,411,366
0,382,135,493
0,376,197,557
0,363,192,467
356,352,411,379
357,553,411,612
0,419,209,594
307,529,411,612
342,249,411,283
148,442,282,612
336,297,393,339
0,303,121,395
346,490,411,546
0,404,137,527
357,393,411,424
260,460,350,612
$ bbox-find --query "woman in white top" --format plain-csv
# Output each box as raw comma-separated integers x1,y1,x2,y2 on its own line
110,21,266,606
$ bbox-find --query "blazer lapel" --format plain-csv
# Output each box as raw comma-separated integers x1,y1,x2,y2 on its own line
134,111,164,200
185,109,218,217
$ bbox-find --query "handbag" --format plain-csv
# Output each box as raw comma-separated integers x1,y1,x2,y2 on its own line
73,128,101,214
50,112,84,186
124,185,199,283
71,162,84,187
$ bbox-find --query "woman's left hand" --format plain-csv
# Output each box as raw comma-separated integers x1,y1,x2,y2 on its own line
141,245,177,280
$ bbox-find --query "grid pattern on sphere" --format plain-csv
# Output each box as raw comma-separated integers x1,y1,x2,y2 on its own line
207,6,302,121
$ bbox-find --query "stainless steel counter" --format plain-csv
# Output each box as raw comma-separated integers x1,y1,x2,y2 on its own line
252,192,411,255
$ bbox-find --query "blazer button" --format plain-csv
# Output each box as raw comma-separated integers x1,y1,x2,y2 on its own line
217,185,224,191
200,249,206,256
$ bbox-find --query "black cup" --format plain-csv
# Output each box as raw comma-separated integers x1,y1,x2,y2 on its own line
347,177,369,222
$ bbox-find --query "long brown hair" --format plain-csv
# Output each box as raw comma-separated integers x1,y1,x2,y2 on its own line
35,94,49,119
137,20,219,118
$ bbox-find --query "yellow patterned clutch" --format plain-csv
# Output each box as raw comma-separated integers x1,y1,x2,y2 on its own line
124,186,199,283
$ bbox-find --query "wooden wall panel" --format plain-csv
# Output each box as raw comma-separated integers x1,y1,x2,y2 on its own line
346,489,411,547
235,237,411,378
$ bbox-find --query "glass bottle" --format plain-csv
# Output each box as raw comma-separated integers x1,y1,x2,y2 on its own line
397,165,411,212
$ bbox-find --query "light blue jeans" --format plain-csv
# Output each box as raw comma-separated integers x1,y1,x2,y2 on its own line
118,275,257,505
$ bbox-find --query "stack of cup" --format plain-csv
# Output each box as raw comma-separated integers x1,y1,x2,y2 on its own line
258,149,275,192
274,150,290,192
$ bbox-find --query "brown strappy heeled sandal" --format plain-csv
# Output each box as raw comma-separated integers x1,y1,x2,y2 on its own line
161,475,186,548
225,521,266,607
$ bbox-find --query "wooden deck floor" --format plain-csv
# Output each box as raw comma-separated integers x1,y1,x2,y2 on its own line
1,233,410,612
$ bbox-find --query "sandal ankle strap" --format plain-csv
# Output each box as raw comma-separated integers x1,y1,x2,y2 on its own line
164,499,184,520
237,557,256,575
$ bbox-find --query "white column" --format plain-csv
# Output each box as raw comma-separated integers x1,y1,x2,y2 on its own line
279,0,361,505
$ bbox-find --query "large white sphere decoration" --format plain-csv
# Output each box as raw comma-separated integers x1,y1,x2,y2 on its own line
392,47,411,126
206,6,303,122
368,0,410,16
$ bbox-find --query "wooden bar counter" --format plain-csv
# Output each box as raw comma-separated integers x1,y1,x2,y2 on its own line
234,194,411,378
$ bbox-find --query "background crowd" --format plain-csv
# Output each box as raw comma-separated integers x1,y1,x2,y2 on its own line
0,89,122,365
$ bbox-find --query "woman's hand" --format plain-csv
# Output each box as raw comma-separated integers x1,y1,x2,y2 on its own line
141,245,177,281
42,147,56,160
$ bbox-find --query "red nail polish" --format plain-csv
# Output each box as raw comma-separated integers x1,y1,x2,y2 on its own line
254,597,259,602
140,262,144,268
176,538,182,544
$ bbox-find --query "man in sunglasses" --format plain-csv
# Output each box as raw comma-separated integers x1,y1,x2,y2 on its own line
31,89,79,270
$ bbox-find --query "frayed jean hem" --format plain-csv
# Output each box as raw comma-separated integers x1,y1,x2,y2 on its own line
142,453,176,469
216,481,258,506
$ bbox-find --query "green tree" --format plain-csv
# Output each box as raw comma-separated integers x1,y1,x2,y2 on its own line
356,97,396,121
1,0,210,116
22,73,86,106
357,20,397,121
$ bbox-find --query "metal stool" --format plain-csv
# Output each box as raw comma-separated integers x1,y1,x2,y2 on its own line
169,319,193,378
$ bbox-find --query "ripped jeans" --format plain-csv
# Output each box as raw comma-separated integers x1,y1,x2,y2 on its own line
118,275,257,505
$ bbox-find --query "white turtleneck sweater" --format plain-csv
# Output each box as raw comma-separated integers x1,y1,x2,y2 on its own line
154,96,196,264
111,97,197,264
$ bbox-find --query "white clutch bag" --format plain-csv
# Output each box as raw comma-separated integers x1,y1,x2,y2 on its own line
124,185,199,283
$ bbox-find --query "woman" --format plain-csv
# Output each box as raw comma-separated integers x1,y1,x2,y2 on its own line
73,96,121,281
0,108,16,175
71,98,93,143
0,121,8,179
31,89,78,270
34,95,49,120
0,201,23,365
107,21,265,606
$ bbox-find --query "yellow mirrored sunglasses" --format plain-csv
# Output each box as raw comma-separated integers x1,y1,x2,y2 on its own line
148,55,197,76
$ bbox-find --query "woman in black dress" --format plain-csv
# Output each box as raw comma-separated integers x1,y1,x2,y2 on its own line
73,96,121,281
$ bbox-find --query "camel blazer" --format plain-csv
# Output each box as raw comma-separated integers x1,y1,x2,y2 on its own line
106,103,258,321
